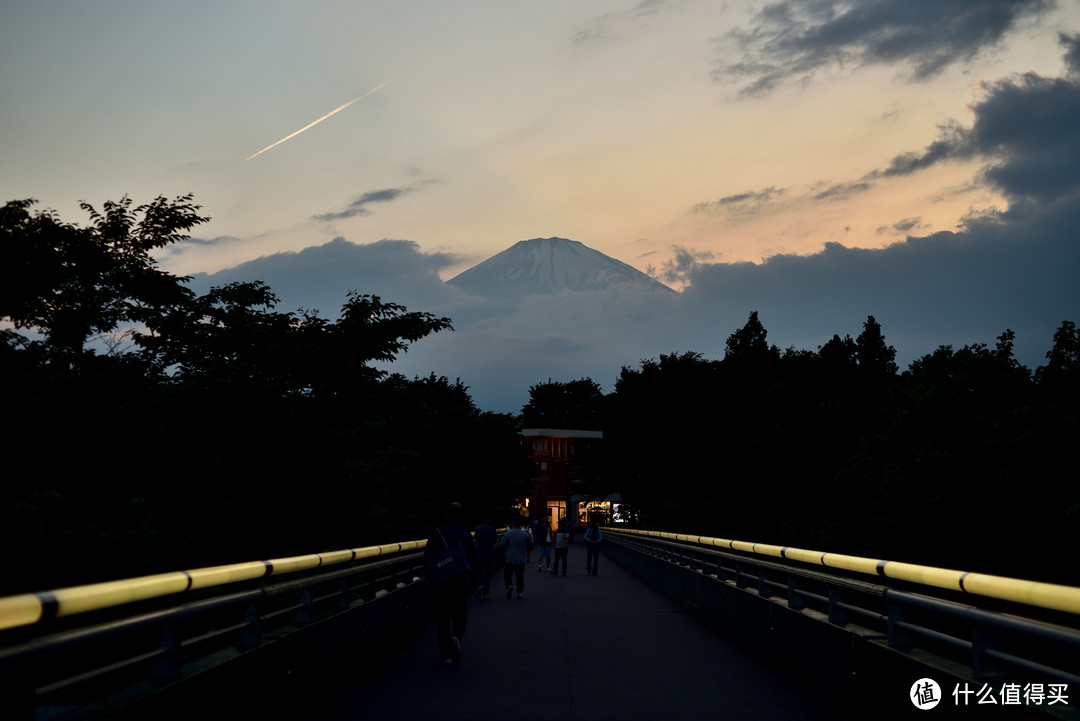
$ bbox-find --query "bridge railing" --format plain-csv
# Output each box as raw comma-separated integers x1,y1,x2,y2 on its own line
604,529,1080,700
0,539,436,720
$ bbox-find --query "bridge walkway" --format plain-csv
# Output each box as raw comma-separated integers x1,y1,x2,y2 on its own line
312,552,842,720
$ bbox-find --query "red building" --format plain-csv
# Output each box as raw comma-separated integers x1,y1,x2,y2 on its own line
520,428,603,529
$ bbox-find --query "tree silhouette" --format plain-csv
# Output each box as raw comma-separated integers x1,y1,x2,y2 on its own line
0,195,208,366
854,315,898,378
0,193,516,595
520,378,604,429
1036,320,1080,386
724,310,777,366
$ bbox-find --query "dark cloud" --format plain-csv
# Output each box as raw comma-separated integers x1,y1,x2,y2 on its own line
1062,32,1080,76
189,236,464,318
688,179,876,224
182,235,244,247
192,53,1079,414
210,183,1075,415
313,187,415,221
573,0,668,44
163,235,245,263
811,179,875,201
679,199,1077,373
717,0,1053,96
970,76,1080,207
691,186,787,217
877,70,1080,208
655,246,715,285
876,217,925,234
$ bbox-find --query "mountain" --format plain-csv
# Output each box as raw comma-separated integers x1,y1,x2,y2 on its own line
446,237,675,298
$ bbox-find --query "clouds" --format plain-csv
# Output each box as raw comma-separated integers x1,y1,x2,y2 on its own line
195,177,1075,415
686,177,875,229
682,211,1076,362
189,45,1079,415
313,187,419,221
187,234,689,411
1063,32,1080,75
718,0,1053,95
652,246,716,286
208,221,1072,415
188,236,463,319
691,187,787,219
877,217,925,234
676,43,1080,376
8,3,1073,415
572,0,669,44
692,33,1080,240
877,65,1080,208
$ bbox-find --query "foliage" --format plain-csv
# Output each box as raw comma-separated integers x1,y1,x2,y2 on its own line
0,195,207,364
4,192,1076,591
0,195,522,595
551,313,1079,585
520,378,604,429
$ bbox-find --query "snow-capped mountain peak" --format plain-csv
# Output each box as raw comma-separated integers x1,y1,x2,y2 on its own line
446,237,674,298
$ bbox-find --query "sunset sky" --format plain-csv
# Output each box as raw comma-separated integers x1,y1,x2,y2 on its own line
3,1,1078,411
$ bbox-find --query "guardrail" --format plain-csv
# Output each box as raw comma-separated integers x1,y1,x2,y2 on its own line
0,539,435,720
604,528,1080,715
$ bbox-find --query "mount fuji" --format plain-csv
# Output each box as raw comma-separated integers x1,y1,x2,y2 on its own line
446,237,675,298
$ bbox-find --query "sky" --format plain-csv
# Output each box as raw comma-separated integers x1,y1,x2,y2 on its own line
3,1,1079,412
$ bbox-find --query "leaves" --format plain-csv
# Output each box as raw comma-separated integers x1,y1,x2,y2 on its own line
0,193,511,594
0,194,207,364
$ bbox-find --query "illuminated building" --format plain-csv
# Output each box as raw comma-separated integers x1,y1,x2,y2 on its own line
520,428,622,529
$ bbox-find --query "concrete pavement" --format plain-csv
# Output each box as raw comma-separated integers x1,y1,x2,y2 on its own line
316,550,845,720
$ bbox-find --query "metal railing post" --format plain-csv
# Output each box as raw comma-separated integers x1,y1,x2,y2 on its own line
828,587,847,626
239,602,261,650
335,578,351,610
787,578,805,610
293,588,314,625
759,570,772,599
735,562,749,589
151,624,182,681
887,600,913,651
972,624,1004,684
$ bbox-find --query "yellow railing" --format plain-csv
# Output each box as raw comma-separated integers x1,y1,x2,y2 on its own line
606,528,1080,616
0,539,426,632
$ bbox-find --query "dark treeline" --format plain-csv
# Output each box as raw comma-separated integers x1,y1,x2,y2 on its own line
1,196,532,595
524,312,1080,586
3,194,1077,594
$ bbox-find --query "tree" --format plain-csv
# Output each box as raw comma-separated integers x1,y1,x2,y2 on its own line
854,315,898,378
324,292,453,390
819,333,858,375
1,192,482,593
520,378,604,429
724,310,776,365
138,283,452,395
1035,320,1080,386
0,195,208,365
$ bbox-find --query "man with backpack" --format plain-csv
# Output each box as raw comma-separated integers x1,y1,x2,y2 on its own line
424,502,476,663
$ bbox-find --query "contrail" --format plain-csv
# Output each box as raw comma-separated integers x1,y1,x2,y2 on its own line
245,80,393,161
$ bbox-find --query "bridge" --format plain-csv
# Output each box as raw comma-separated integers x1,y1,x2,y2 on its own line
2,529,1078,720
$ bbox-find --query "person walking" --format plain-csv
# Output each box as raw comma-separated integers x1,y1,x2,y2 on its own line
584,518,603,576
473,519,497,600
551,520,570,576
534,518,552,572
495,516,532,599
423,502,476,664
